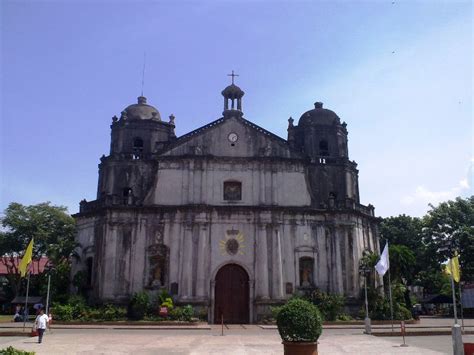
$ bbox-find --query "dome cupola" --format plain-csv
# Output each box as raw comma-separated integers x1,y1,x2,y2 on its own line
222,71,244,117
123,96,161,121
298,102,340,126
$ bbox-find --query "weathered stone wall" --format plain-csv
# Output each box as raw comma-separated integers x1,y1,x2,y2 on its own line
78,207,378,322
145,159,311,207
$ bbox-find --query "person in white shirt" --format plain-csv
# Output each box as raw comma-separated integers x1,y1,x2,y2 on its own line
34,308,49,344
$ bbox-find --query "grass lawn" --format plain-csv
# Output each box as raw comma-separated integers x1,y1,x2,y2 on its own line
0,315,12,323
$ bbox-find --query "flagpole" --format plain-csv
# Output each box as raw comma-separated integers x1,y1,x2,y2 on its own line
23,269,30,331
385,239,394,332
388,262,394,332
450,267,458,324
449,264,463,355
458,282,464,331
45,273,51,315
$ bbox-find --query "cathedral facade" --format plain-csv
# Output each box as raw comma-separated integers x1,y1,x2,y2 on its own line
73,78,380,323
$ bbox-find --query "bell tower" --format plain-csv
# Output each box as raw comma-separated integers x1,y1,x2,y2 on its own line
94,96,176,206
290,102,359,208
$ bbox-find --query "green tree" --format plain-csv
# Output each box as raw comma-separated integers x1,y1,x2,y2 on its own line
381,214,424,251
0,202,76,297
421,196,474,281
388,244,416,308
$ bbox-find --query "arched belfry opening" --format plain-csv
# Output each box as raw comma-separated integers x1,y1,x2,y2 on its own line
222,70,245,117
214,263,249,324
133,137,144,159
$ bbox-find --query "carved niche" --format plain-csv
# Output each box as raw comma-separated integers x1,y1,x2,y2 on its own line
146,227,169,289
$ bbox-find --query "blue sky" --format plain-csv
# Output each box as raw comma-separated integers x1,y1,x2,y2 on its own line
1,0,472,218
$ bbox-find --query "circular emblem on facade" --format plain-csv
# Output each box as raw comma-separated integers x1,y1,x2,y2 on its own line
228,132,238,143
225,238,239,255
219,230,245,256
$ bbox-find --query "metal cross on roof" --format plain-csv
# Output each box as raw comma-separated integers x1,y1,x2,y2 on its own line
227,70,239,84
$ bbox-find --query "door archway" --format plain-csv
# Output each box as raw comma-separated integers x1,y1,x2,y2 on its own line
214,263,249,324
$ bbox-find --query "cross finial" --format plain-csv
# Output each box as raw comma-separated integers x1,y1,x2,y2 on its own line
227,70,239,84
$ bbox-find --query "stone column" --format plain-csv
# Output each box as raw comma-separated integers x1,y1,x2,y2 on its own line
169,221,180,285
189,163,194,202
273,229,284,299
256,224,269,298
259,169,265,204
345,170,353,199
210,279,216,323
180,224,194,299
196,223,209,298
249,279,255,322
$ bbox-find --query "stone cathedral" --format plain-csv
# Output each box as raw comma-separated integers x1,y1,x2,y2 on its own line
73,76,380,323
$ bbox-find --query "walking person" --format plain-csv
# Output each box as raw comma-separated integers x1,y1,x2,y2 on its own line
34,308,49,344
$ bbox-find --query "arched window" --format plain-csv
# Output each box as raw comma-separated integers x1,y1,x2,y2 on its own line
319,140,329,156
133,137,144,159
299,257,314,287
123,187,133,205
223,181,242,201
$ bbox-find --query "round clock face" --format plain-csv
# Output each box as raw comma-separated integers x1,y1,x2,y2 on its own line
228,132,238,143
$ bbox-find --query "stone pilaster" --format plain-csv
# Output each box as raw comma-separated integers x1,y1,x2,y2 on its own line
180,223,194,298
196,223,209,297
256,224,269,298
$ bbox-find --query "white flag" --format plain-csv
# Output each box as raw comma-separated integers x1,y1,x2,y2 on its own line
375,242,389,276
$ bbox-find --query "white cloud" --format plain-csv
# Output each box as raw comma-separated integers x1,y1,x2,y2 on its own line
401,179,471,207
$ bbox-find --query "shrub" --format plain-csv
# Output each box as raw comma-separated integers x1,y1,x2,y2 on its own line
169,305,194,322
197,307,208,321
0,347,35,355
270,305,282,320
128,291,150,320
181,305,193,322
308,290,345,321
277,298,323,343
336,313,353,321
156,289,174,311
52,304,73,321
369,297,413,320
99,304,127,321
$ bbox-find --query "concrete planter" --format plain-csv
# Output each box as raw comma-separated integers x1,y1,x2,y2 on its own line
282,341,318,355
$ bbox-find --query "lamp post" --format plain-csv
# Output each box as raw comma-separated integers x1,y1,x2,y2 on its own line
359,263,371,335
436,226,463,355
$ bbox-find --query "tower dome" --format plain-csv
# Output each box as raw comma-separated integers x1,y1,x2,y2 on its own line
298,102,340,126
221,83,244,100
124,96,161,121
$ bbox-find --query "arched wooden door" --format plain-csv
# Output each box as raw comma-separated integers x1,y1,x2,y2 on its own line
214,264,249,324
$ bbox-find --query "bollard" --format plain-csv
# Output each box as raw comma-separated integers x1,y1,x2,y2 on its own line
221,314,224,336
400,321,408,347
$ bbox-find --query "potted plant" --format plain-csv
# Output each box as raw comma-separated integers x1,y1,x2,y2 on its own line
276,298,323,355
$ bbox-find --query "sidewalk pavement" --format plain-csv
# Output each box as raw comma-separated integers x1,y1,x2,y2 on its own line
0,328,455,354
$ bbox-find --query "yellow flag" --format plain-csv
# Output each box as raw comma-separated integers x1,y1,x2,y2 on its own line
18,238,34,277
445,255,461,283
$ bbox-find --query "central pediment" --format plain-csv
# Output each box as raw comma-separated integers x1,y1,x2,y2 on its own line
161,116,303,159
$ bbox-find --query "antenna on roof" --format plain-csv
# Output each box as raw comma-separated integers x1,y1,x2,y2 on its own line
141,52,146,96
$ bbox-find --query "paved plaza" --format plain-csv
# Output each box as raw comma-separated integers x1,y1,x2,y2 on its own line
0,325,473,354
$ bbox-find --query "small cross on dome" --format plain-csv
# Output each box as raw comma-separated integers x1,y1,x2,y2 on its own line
227,70,239,84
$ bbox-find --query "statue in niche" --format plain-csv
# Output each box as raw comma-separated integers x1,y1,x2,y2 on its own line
299,257,314,287
147,244,168,289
